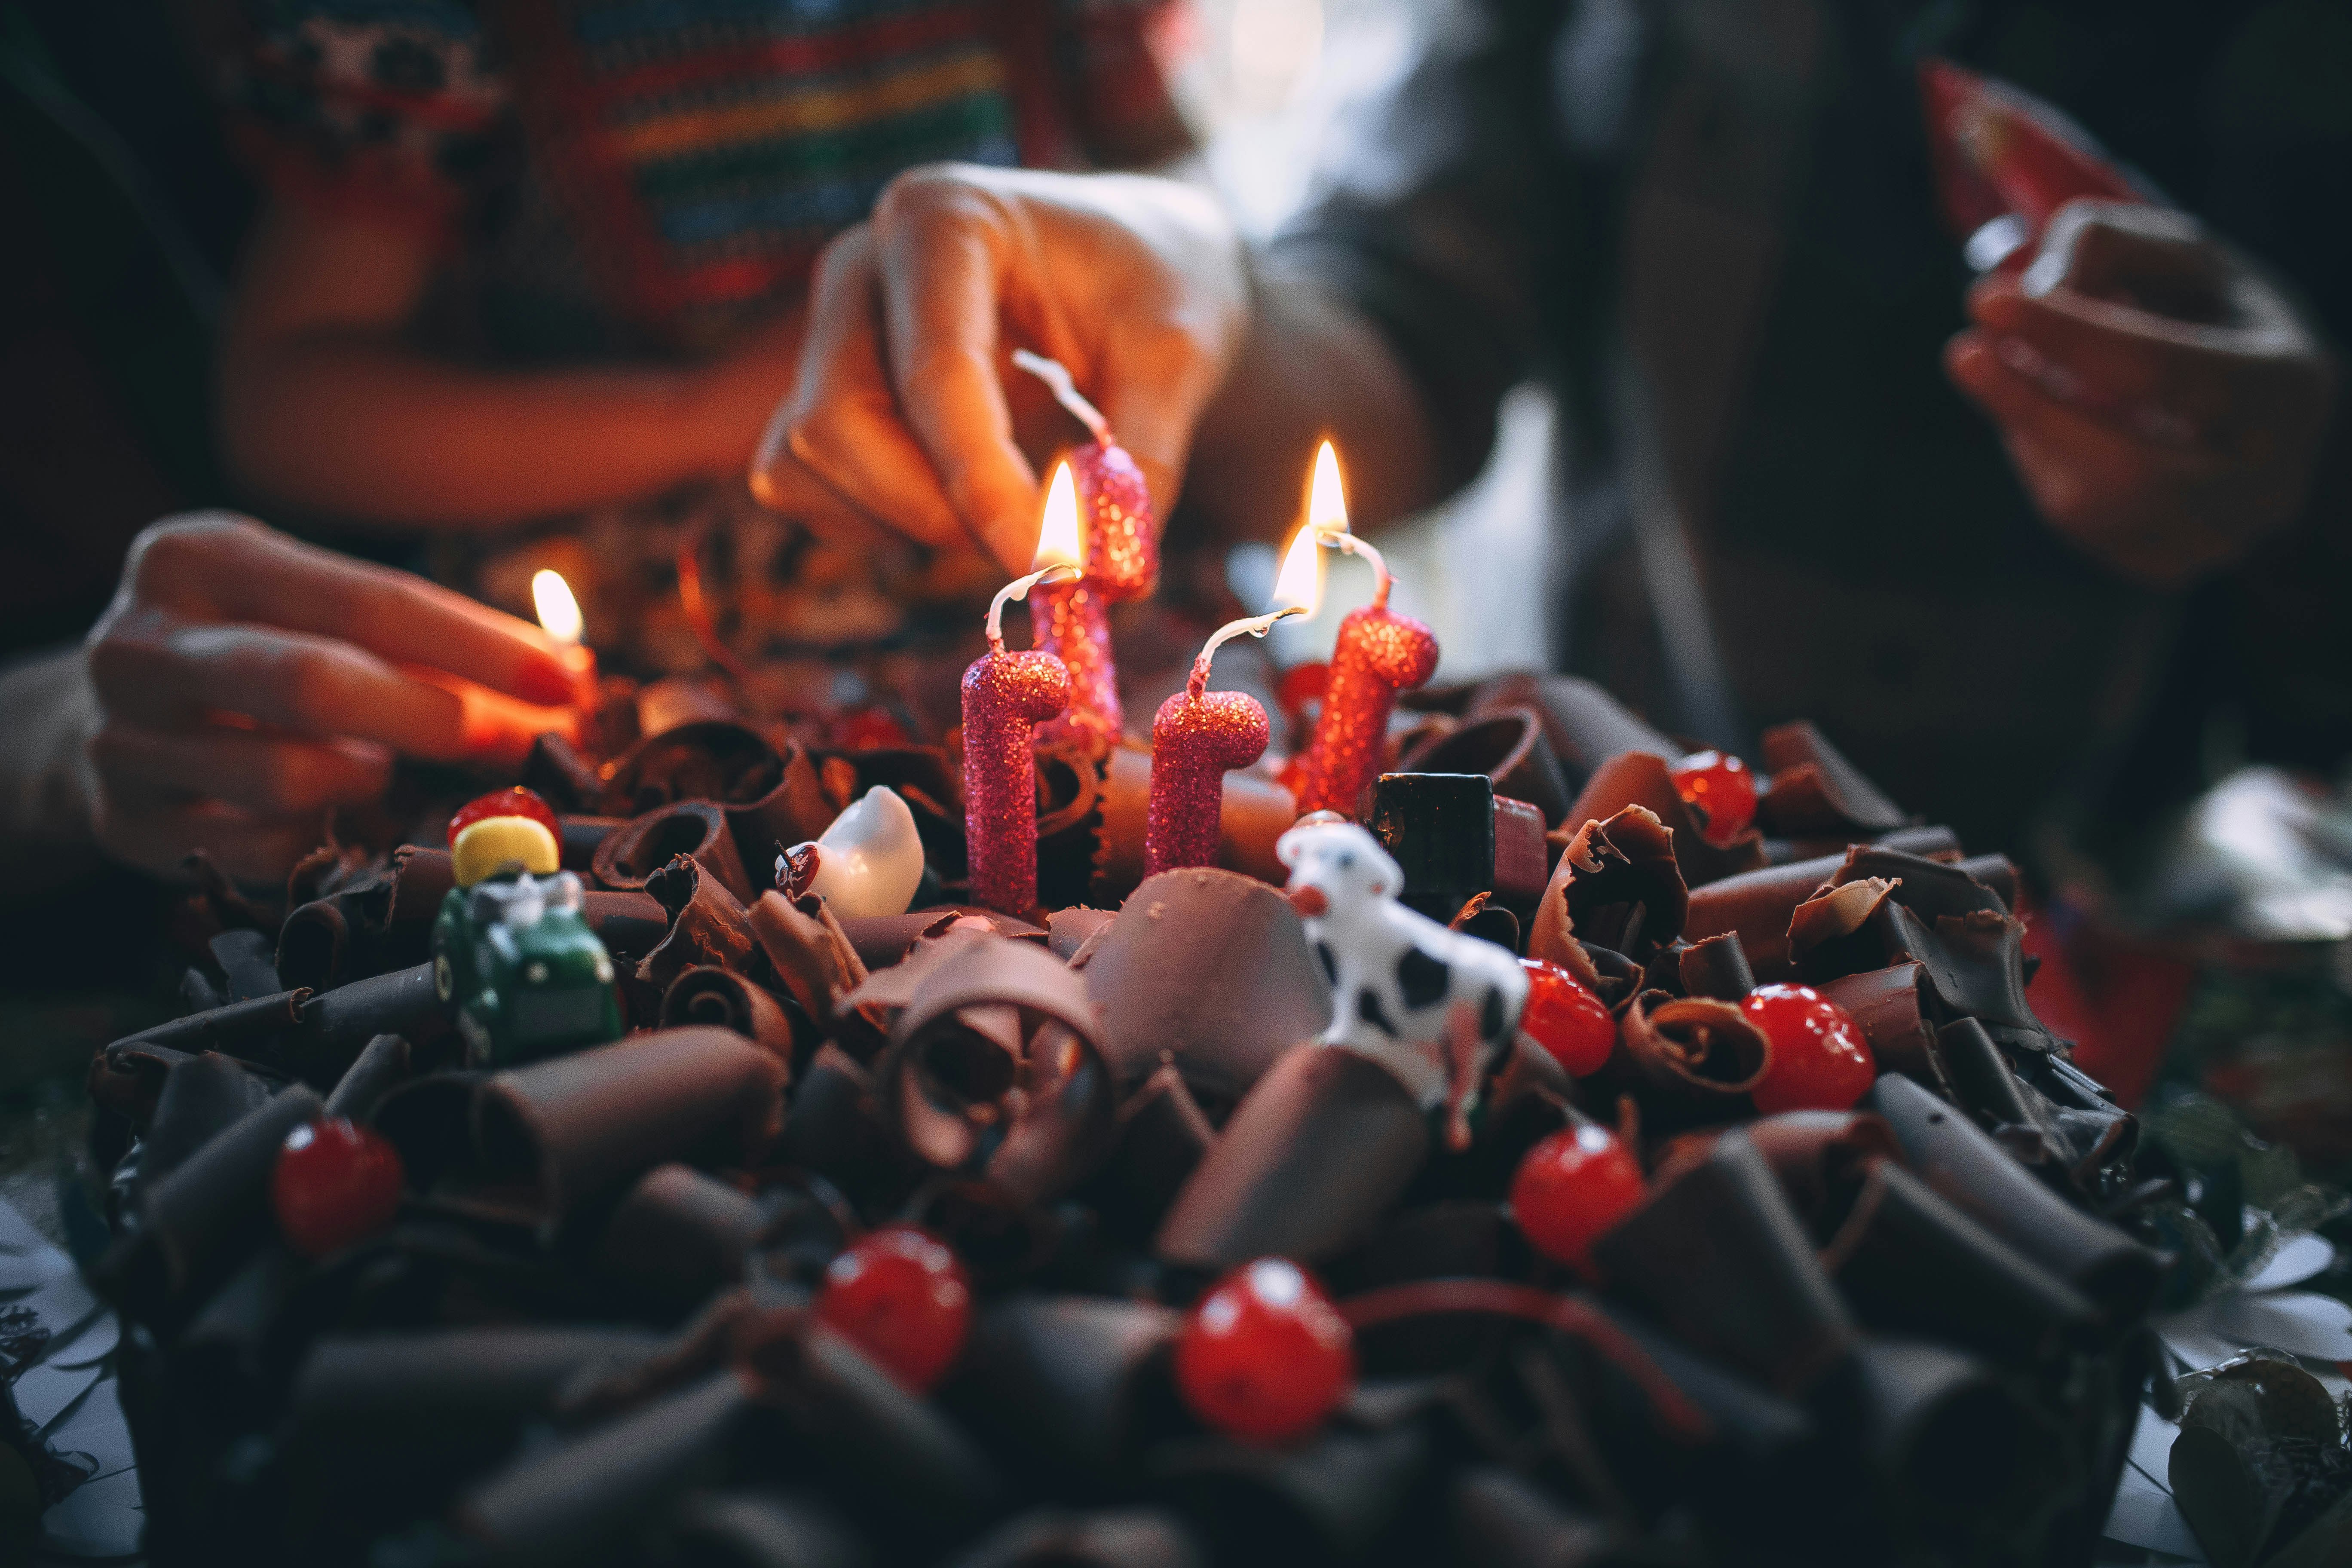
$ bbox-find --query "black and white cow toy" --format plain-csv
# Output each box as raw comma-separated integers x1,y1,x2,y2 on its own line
1277,821,1529,1147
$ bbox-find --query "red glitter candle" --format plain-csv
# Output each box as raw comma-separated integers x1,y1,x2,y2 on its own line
1016,355,1161,760
1286,447,1439,818
964,561,1077,916
1147,667,1273,879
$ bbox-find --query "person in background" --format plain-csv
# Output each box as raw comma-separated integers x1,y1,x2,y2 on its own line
763,0,2352,868
0,0,1203,899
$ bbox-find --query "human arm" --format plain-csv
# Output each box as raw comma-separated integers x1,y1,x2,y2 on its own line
0,514,583,892
218,200,813,530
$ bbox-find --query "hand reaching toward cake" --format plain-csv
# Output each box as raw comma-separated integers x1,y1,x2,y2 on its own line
760,164,1249,573
1945,198,2336,587
40,514,582,885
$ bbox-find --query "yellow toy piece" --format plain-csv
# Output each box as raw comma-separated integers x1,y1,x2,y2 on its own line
451,815,561,888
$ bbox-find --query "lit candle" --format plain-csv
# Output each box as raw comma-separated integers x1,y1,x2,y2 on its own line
1290,444,1439,818
1146,524,1322,877
962,468,1081,916
531,568,600,710
1015,352,1159,760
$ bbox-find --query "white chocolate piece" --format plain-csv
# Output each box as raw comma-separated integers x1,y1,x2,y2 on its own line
797,786,925,919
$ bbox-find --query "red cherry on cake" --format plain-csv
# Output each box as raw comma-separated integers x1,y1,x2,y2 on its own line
272,1118,405,1259
1517,959,1617,1077
447,785,560,847
1510,1124,1646,1272
1668,750,1758,846
1174,1258,1355,1443
817,1226,972,1393
1741,983,1877,1114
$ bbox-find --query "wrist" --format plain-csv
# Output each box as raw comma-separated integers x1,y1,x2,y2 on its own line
0,649,106,893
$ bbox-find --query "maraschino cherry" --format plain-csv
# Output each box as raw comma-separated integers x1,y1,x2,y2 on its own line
272,1118,405,1259
447,785,560,846
1510,1124,1645,1272
1668,750,1758,846
1174,1258,1355,1443
1517,959,1617,1076
1741,983,1877,1114
817,1226,972,1393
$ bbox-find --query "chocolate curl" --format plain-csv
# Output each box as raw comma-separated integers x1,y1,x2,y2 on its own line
1836,1339,2075,1557
638,854,763,992
1530,805,1687,965
1156,1043,1429,1270
1492,798,1551,916
1680,850,1846,983
296,961,453,1085
1395,707,1574,827
874,933,1115,1206
661,966,796,1059
1091,1065,1215,1232
1813,963,1953,1095
475,1027,786,1220
208,928,282,1001
776,1045,893,1188
293,1327,668,1442
944,1295,1183,1486
1558,752,1766,888
1863,1074,2159,1322
583,890,671,965
279,843,455,991
1472,674,1675,781
1820,1158,2098,1367
1755,720,1909,837
1727,1110,1903,1228
1447,1467,1615,1568
748,892,882,1057
522,732,606,811
594,801,754,904
1152,1424,1431,1564
593,1164,765,1314
948,1511,1208,1568
1794,852,2051,1048
1047,906,1115,961
1082,868,1329,1106
101,1083,326,1319
1612,992,1770,1103
1677,931,1755,1001
1095,744,1295,900
559,815,625,873
108,988,309,1059
1938,1017,2072,1167
456,1369,751,1563
669,1492,868,1568
370,1070,484,1190
1589,1130,1856,1397
831,907,1045,972
138,1051,273,1192
325,1032,410,1121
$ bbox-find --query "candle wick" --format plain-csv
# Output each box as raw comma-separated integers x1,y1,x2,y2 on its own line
1192,606,1305,698
1325,530,1392,609
987,563,1081,652
1011,349,1112,444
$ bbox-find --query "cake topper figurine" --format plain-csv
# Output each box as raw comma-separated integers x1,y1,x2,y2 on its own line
1277,820,1528,1149
431,787,622,1067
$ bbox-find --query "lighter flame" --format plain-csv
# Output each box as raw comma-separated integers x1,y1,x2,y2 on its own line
1032,462,1085,572
1269,522,1323,618
532,570,583,645
1306,440,1348,539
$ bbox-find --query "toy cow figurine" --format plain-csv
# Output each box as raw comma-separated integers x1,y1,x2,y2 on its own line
1277,820,1529,1149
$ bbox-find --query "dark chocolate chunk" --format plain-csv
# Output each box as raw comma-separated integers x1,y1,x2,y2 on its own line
1491,797,1552,915
1369,772,1497,924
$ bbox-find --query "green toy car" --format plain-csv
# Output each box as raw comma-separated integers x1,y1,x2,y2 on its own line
431,869,622,1068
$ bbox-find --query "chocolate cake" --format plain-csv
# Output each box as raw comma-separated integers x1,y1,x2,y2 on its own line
83,671,2175,1567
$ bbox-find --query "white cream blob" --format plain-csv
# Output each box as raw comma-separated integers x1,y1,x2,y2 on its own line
793,786,925,919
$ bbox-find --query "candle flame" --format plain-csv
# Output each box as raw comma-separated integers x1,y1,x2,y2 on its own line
1306,440,1348,539
1032,462,1085,572
1269,521,1323,617
532,569,583,645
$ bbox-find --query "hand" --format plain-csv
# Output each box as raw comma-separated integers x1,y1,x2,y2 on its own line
764,164,1249,572
1946,199,2335,587
80,514,582,882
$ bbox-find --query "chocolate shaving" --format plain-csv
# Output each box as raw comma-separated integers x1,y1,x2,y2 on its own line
1395,707,1573,827
1530,805,1687,964
520,731,605,812
660,965,796,1061
1678,932,1756,1001
1812,963,1953,1095
594,800,753,903
1614,992,1771,1099
1754,721,1908,836
638,853,763,992
749,891,881,1057
324,1032,410,1122
1556,752,1766,891
1471,674,1675,781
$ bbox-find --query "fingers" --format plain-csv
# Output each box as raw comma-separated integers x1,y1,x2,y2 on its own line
88,723,391,817
89,605,479,761
778,226,978,559
115,514,580,707
88,785,323,887
871,171,1045,572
